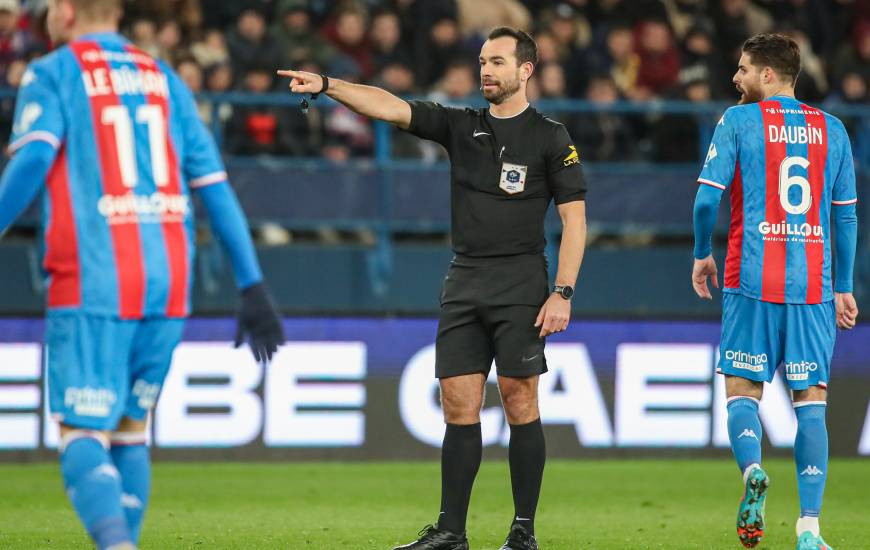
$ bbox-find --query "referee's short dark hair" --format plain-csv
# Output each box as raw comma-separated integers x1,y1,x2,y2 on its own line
742,33,802,85
487,27,538,67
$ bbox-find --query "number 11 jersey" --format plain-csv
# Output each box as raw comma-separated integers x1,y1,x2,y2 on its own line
697,95,857,304
8,32,227,319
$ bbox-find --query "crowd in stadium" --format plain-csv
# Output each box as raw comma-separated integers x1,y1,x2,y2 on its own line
0,0,867,161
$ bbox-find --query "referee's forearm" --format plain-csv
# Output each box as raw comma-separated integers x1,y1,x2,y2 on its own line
326,78,411,128
554,216,586,287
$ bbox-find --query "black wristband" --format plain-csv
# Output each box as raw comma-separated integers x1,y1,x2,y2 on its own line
311,74,329,99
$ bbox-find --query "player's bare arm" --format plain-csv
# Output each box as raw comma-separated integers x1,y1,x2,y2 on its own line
277,69,412,129
536,200,585,337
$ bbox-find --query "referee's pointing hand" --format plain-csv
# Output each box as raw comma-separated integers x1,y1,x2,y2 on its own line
535,293,571,338
277,69,323,94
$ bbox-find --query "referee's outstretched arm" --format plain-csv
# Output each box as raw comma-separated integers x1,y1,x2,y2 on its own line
277,69,412,130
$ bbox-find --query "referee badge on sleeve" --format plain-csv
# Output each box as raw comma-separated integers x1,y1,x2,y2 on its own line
499,162,528,194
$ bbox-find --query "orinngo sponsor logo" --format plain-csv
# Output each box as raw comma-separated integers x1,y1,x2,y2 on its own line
64,386,117,417
725,350,767,373
785,360,819,381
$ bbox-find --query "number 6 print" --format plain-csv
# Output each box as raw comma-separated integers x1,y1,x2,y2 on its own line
778,155,812,215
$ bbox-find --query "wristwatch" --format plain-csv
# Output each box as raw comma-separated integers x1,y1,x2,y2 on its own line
553,285,574,300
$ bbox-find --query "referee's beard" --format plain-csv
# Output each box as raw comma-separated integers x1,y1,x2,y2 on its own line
481,74,522,105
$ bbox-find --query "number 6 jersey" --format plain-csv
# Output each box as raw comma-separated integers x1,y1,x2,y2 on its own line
697,95,857,304
8,32,227,319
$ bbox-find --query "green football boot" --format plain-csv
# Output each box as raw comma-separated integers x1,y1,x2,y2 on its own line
736,466,769,548
795,530,834,550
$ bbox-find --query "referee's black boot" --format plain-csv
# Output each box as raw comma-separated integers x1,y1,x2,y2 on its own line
392,524,469,550
499,523,539,550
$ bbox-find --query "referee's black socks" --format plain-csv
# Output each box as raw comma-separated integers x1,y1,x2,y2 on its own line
437,422,482,534
509,418,546,536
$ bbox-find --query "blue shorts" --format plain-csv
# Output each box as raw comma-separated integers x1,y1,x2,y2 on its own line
718,293,836,390
45,311,185,431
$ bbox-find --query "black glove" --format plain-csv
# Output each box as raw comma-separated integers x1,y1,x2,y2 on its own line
234,282,285,364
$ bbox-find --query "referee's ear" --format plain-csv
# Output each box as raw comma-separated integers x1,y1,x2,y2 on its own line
521,61,535,83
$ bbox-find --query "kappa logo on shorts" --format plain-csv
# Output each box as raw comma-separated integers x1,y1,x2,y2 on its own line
500,162,527,194
724,349,767,372
785,360,819,381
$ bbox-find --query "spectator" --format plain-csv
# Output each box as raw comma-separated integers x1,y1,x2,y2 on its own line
376,61,417,96
227,65,312,156
713,0,773,64
203,62,235,128
633,19,680,100
418,17,466,87
533,30,561,65
370,9,409,72
430,60,477,102
538,62,567,99
679,20,731,99
322,6,375,81
227,8,280,79
156,19,183,64
456,0,531,40
271,0,336,69
652,69,713,162
130,18,160,59
0,0,38,84
546,3,592,96
568,75,636,162
176,58,210,122
830,19,870,86
782,27,828,102
589,24,641,100
190,28,230,69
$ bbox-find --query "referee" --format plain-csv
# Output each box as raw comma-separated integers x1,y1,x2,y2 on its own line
280,27,587,550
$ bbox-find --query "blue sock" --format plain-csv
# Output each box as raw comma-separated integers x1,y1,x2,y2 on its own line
727,397,763,474
111,441,151,543
60,435,131,550
794,403,828,517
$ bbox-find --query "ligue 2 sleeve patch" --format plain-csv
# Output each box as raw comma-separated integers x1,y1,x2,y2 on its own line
563,145,579,166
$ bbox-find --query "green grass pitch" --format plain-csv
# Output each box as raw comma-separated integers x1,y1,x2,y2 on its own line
1,459,868,549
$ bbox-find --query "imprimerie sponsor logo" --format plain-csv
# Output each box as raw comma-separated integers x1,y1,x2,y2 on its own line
725,350,767,372
758,221,824,245
785,360,819,381
98,192,190,225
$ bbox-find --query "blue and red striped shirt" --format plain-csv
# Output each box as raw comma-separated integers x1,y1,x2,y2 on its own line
697,96,857,304
8,33,228,319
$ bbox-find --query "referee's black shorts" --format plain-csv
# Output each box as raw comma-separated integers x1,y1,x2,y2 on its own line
435,254,550,379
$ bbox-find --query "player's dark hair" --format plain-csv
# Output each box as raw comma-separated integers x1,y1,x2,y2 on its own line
742,33,801,85
487,27,538,67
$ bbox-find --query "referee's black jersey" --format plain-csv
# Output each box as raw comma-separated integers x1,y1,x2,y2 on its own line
403,100,587,258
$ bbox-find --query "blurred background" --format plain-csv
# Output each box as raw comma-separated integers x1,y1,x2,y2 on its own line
0,0,867,461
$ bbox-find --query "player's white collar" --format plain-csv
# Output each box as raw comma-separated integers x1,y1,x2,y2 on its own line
488,103,530,119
